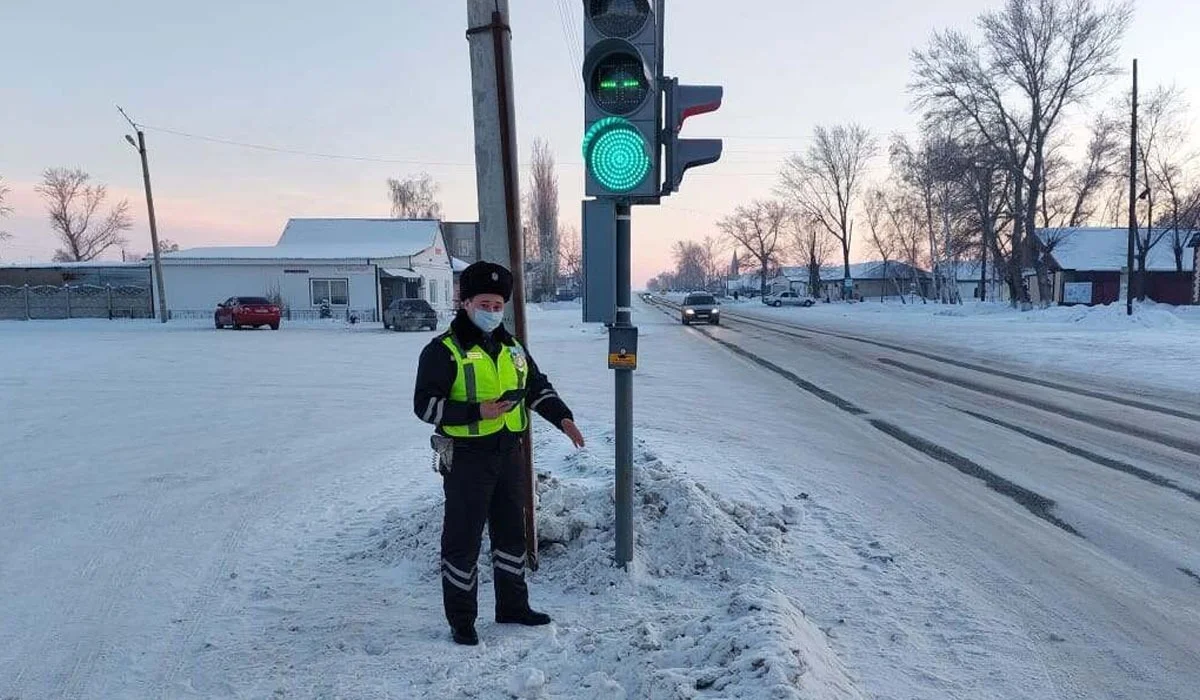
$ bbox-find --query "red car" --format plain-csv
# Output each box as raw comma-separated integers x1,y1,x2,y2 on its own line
214,296,281,330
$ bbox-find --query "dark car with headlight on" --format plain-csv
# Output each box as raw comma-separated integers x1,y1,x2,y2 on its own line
681,292,720,325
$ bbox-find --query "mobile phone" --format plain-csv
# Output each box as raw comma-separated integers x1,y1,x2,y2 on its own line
499,388,527,403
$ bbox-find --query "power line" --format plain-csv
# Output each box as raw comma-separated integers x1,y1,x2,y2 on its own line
141,124,478,167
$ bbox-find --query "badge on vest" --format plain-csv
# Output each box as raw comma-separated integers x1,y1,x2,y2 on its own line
466,351,485,360
509,346,527,372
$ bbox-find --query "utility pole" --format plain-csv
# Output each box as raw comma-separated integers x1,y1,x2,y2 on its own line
1127,59,1138,317
465,0,537,569
118,106,168,323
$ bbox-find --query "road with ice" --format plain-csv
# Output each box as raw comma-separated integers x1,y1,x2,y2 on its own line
652,296,1200,698
1,302,1197,699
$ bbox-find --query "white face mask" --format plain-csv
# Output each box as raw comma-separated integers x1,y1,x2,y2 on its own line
469,308,505,333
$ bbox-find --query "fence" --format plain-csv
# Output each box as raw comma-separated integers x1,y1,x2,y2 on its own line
0,284,153,321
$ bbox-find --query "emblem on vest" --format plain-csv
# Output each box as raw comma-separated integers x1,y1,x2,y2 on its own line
509,346,527,372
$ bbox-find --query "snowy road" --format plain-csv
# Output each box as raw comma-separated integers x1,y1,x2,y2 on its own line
2,308,1198,699
650,297,1200,698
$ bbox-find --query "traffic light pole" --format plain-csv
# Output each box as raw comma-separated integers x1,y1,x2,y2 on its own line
614,201,634,566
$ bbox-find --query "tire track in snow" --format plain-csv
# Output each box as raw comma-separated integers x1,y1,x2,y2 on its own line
956,408,1200,502
649,300,1081,539
722,309,1200,425
877,357,1200,458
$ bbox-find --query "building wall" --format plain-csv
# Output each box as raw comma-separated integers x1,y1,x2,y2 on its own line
159,263,379,317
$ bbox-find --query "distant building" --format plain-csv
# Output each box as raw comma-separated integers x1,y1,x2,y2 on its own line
157,218,457,321
818,261,932,301
1035,227,1196,306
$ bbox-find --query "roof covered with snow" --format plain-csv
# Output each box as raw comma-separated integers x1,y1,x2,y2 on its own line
162,218,445,262
451,257,469,273
277,218,440,250
1,261,150,269
1038,227,1196,272
819,261,930,282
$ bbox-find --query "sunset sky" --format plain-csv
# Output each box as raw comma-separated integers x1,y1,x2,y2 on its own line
2,0,1197,286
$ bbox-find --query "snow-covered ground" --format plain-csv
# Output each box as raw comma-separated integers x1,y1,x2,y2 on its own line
2,307,1197,699
702,296,1199,396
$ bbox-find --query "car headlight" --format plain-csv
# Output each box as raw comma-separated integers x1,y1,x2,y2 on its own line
711,309,720,314
685,309,694,315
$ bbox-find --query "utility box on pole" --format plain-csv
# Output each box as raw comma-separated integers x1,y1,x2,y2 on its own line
582,198,616,324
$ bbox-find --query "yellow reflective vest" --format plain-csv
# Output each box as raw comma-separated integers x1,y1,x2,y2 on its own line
441,335,529,437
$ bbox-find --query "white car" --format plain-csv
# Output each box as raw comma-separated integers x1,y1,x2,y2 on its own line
763,291,815,308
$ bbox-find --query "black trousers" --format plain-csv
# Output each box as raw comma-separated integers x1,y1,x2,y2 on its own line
440,433,530,628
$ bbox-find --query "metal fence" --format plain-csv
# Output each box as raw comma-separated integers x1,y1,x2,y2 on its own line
0,284,153,320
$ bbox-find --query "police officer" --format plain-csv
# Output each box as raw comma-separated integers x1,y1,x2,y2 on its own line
413,261,585,646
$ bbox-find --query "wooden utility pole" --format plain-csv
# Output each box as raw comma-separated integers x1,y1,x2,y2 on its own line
118,106,169,323
466,0,537,570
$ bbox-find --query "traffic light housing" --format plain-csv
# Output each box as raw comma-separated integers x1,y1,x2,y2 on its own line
663,78,723,193
582,0,660,199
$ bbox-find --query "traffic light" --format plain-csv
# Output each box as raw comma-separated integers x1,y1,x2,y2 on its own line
582,0,660,199
663,78,723,193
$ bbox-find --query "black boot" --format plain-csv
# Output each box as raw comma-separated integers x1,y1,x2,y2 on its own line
496,609,552,626
451,624,479,646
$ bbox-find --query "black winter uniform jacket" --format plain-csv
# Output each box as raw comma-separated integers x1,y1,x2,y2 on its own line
413,311,574,443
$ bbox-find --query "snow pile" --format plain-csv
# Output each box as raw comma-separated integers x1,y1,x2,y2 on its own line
1029,302,1183,329
357,444,863,699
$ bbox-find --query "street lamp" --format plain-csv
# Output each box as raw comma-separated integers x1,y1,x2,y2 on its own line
118,106,168,323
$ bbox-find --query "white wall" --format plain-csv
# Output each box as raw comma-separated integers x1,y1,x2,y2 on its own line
408,235,454,315
159,263,378,316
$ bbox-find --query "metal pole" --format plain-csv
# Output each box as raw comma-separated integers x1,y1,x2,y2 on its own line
614,201,633,567
134,131,169,323
1127,58,1138,317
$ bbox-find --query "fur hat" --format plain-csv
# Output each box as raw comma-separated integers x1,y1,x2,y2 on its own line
459,261,513,302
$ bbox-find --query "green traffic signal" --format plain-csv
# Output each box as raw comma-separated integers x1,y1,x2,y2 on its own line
582,117,651,193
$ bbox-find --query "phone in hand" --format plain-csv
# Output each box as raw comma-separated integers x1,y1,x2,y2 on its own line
498,388,527,403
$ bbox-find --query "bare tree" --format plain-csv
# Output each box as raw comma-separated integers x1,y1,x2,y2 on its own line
786,213,833,300
717,200,790,297
0,176,11,246
912,0,1132,307
387,173,442,219
670,240,708,291
863,188,907,301
526,139,560,299
36,168,131,262
780,124,878,288
558,224,582,291
157,238,181,255
1134,86,1193,275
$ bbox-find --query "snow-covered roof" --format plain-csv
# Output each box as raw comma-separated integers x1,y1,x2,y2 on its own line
0,261,150,269
277,218,440,252
819,261,929,282
162,218,446,263
1038,228,1196,272
162,243,423,261
451,257,469,273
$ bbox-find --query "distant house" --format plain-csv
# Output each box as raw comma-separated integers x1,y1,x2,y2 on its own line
1035,227,1197,306
944,260,1008,303
157,218,457,321
818,261,932,301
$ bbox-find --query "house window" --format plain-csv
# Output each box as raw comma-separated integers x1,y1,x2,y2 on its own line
444,284,450,304
429,279,439,305
311,278,349,306
454,238,473,258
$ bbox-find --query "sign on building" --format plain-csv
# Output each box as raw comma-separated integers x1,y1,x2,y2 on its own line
1063,282,1093,305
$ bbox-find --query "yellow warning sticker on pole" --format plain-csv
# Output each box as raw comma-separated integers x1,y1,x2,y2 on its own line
608,352,637,370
